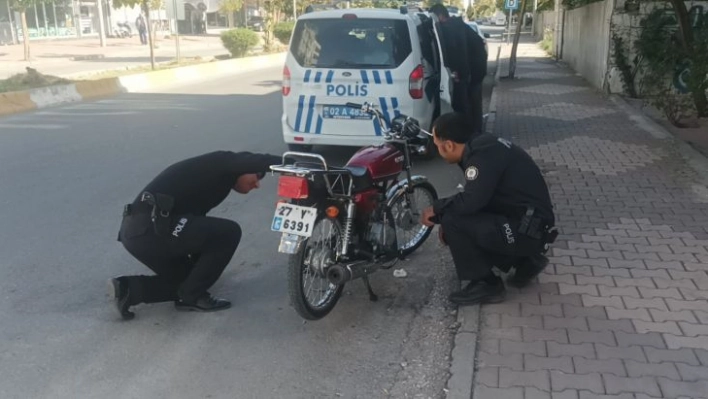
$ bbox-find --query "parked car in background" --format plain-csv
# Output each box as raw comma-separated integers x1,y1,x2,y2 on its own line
466,21,490,57
446,6,462,17
248,16,264,32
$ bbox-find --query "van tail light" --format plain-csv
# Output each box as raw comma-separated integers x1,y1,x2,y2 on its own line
278,175,309,199
282,65,291,96
409,64,424,99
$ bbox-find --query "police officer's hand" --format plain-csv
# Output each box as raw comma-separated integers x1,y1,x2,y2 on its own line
438,226,447,246
421,207,436,227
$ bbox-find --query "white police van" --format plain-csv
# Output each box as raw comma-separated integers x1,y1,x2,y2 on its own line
281,7,453,151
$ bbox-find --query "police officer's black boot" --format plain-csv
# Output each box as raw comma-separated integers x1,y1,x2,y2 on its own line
175,293,231,312
109,276,135,321
507,253,549,288
449,275,505,306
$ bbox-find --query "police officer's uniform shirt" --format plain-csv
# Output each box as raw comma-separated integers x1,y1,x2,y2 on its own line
433,134,555,224
136,151,282,216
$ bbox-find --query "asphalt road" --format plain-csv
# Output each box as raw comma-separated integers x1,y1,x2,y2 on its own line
0,41,499,399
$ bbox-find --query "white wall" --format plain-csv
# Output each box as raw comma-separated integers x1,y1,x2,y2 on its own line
560,0,613,90
533,10,556,40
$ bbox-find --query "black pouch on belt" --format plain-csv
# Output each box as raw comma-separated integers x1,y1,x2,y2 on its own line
518,207,544,240
141,191,175,237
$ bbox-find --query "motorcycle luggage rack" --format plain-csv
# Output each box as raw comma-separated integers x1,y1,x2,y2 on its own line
270,151,356,198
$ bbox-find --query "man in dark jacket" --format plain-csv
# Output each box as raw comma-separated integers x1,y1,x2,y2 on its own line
110,151,282,320
421,113,557,305
429,4,488,133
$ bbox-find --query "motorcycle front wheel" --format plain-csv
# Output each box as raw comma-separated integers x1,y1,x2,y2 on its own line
288,215,345,320
389,181,438,257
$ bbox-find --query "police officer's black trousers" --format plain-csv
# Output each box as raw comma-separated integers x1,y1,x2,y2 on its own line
452,80,484,134
119,214,242,304
468,82,484,134
440,212,542,282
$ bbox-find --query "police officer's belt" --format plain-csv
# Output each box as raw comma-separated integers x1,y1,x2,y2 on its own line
518,206,557,244
123,191,175,237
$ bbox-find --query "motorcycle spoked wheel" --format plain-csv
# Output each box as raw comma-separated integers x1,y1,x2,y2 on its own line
389,181,438,257
288,215,345,320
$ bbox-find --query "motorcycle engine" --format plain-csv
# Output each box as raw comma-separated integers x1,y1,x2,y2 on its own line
366,212,398,255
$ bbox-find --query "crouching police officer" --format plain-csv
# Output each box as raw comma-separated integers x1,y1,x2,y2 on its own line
110,150,282,320
421,113,558,306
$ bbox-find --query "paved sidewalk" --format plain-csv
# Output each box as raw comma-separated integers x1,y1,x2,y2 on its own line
467,38,708,398
0,35,231,79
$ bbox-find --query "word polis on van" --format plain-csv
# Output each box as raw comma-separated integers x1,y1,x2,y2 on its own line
326,83,369,97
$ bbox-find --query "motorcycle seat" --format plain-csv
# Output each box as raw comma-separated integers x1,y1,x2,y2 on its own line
344,166,368,177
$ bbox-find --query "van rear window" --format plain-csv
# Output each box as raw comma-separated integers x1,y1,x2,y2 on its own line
289,18,412,69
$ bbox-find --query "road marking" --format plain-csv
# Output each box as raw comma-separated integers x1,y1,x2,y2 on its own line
35,111,139,116
0,123,67,129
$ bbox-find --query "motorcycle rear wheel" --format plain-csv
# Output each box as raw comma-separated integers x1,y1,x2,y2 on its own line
288,215,345,320
390,181,438,257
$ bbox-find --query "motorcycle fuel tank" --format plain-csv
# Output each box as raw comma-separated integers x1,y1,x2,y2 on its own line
345,144,404,182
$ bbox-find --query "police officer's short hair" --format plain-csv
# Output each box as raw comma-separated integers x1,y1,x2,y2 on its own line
429,3,450,18
433,112,474,144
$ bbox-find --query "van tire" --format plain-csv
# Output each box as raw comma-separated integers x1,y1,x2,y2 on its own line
287,144,314,153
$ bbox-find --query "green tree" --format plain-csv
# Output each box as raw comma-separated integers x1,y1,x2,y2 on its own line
469,0,495,19
112,0,164,69
220,0,244,28
666,0,707,116
10,0,54,61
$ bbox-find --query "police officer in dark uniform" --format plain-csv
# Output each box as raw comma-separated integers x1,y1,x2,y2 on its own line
110,150,282,320
421,113,557,305
428,4,488,133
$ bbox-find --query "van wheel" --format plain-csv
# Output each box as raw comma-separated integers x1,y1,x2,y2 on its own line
287,144,313,152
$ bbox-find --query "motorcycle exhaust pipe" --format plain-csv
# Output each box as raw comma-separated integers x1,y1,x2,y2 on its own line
327,260,380,285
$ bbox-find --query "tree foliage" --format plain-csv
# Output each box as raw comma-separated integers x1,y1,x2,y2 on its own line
274,21,295,44
221,28,259,57
220,0,244,27
635,6,707,118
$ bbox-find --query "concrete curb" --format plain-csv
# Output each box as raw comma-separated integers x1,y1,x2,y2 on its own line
446,306,481,399
0,52,286,116
484,45,503,135
445,45,502,399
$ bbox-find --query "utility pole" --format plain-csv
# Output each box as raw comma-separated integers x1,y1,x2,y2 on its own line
531,0,538,37
96,0,107,47
554,0,561,59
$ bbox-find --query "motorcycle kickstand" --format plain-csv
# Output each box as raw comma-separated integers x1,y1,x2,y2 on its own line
362,275,378,302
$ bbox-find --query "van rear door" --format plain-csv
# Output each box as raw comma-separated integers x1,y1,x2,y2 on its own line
284,15,420,137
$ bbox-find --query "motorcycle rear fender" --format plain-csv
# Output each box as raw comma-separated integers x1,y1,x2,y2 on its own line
385,175,429,207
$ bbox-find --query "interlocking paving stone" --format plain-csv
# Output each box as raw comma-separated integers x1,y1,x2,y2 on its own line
472,42,708,399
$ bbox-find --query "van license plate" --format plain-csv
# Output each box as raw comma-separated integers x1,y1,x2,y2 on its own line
322,105,372,120
271,203,317,238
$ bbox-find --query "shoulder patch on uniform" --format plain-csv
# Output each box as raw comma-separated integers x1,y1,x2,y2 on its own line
465,166,479,181
497,137,512,148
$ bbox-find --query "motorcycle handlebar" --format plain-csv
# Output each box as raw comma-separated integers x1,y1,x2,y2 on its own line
345,102,418,141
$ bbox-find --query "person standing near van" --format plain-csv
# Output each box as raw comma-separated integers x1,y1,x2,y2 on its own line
429,4,487,133
136,14,147,45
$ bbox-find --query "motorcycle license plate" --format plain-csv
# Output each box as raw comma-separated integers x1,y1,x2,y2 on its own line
271,203,317,238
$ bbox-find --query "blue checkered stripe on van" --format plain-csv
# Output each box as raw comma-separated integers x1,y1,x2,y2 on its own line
302,70,395,84
294,95,324,134
293,96,400,136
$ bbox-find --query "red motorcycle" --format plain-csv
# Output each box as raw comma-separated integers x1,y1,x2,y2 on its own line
269,102,439,320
